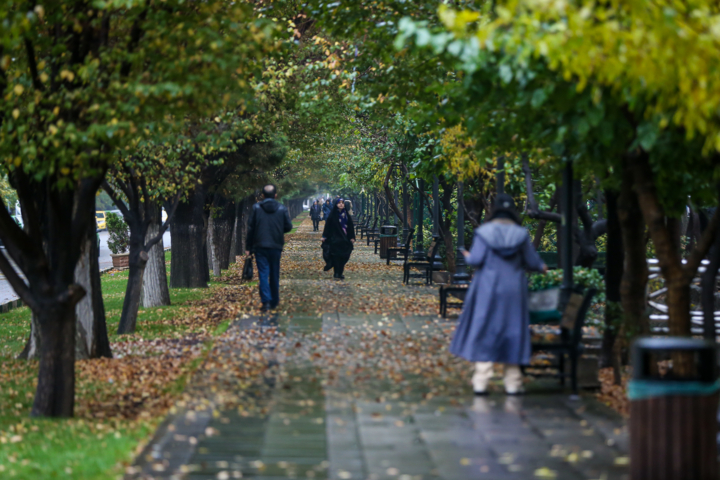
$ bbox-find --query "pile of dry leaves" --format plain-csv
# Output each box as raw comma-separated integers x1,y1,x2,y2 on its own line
596,367,630,417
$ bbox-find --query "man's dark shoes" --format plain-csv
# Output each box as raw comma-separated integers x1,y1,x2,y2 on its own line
260,304,270,312
324,264,333,272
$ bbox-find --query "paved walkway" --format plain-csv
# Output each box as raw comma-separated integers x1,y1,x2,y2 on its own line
129,218,629,480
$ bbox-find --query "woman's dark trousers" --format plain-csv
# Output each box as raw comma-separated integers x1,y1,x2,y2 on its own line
332,255,350,276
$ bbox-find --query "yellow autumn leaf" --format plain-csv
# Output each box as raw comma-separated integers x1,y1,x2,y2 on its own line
13,84,24,96
534,467,557,478
60,70,75,82
12,109,19,119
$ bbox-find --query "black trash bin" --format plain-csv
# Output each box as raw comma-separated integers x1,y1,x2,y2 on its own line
629,337,719,480
379,225,398,259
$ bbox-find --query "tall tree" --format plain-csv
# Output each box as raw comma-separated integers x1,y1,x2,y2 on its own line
0,0,277,417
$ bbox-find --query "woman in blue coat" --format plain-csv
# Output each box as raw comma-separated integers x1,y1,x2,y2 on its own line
450,194,546,395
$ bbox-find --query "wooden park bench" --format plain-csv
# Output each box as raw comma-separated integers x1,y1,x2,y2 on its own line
403,240,441,285
359,217,376,240
527,287,597,394
365,220,381,246
439,282,470,317
386,227,415,265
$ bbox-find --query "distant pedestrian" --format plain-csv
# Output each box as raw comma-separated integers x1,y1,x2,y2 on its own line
449,194,547,395
309,200,322,231
344,199,354,216
322,197,355,280
322,199,332,221
245,185,293,312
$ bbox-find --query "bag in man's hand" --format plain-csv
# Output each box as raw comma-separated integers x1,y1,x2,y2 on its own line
242,254,254,281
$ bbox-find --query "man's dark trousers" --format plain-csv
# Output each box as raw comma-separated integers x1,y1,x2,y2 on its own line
255,247,281,308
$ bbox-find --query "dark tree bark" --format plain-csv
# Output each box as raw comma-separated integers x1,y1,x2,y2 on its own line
201,206,211,284
629,150,720,374
0,171,101,417
617,164,649,382
17,315,41,360
142,203,171,308
207,214,217,277
228,200,240,265
600,190,624,375
34,304,78,417
384,164,406,226
212,195,235,273
438,177,456,272
103,169,178,334
75,220,111,359
19,205,111,361
171,187,209,288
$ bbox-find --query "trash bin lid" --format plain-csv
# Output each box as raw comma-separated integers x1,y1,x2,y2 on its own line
631,337,718,382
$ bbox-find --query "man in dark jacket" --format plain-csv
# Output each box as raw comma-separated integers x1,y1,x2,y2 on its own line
309,200,322,231
322,199,333,220
245,185,293,311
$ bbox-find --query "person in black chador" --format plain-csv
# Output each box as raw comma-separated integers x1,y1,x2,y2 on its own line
322,197,355,280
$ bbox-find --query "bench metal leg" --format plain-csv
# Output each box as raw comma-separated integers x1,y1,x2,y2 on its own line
439,288,446,317
570,352,578,395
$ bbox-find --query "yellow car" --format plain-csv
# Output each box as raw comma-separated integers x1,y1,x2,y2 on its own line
96,211,107,230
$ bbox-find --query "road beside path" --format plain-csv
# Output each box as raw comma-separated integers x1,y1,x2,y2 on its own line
129,218,629,480
0,230,171,304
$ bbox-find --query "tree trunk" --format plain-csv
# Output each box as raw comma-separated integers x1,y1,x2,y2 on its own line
116,240,148,334
74,225,111,358
438,178,456,272
208,215,221,278
202,209,211,284
532,219,548,250
618,163,649,348
32,304,77,417
228,201,240,265
170,188,208,288
629,152,690,338
600,190,624,378
17,315,41,360
142,210,171,308
212,195,234,272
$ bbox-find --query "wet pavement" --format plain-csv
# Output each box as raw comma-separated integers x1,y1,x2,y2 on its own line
128,218,629,480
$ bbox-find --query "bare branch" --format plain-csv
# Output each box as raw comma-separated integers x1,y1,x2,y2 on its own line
102,180,132,219
384,164,405,225
0,249,38,312
522,153,562,223
24,37,44,91
146,193,180,250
